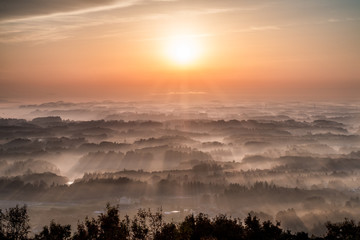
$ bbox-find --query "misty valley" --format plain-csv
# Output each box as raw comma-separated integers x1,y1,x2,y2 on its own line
1,100,360,237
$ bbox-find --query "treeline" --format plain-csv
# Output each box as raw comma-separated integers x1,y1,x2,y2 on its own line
0,175,347,205
1,204,360,240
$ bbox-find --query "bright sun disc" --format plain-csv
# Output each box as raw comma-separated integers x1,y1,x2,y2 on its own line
166,36,200,65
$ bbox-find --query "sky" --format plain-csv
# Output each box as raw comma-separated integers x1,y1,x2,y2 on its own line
0,0,359,102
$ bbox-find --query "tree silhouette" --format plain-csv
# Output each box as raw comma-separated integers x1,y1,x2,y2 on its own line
244,214,262,240
154,223,180,240
148,208,163,239
179,214,195,240
131,209,149,240
73,203,130,240
34,220,71,240
72,217,99,240
212,215,244,240
325,219,360,240
0,205,30,240
1,204,360,240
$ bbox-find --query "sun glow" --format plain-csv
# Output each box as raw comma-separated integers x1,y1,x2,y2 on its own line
166,35,201,65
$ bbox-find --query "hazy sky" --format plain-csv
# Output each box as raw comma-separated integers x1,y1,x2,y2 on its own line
0,0,359,101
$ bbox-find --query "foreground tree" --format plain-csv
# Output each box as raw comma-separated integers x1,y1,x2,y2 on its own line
34,221,71,240
1,204,360,239
325,219,360,240
212,215,244,240
0,205,30,240
99,204,130,240
154,223,180,240
72,217,99,240
73,203,130,240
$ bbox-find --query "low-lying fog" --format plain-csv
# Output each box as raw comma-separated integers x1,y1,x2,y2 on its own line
1,100,360,236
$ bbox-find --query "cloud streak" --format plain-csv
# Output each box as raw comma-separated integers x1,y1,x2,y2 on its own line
0,0,138,22
1,0,359,44
0,3,250,43
167,91,207,95
229,17,360,35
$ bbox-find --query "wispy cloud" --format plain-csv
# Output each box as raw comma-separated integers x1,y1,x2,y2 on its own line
0,2,231,43
177,7,256,16
0,0,143,43
167,91,207,95
0,3,251,43
151,91,208,96
231,25,281,33
229,16,360,35
137,33,215,42
0,0,138,22
0,1,163,43
1,0,359,44
1,0,139,24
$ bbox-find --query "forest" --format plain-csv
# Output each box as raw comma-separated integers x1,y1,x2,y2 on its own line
0,101,360,237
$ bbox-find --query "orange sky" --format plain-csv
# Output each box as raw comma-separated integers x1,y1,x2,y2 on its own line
0,0,359,101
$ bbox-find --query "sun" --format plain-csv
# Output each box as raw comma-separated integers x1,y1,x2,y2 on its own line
166,35,200,66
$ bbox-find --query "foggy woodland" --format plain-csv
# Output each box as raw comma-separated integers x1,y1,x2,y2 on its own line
1,100,360,237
